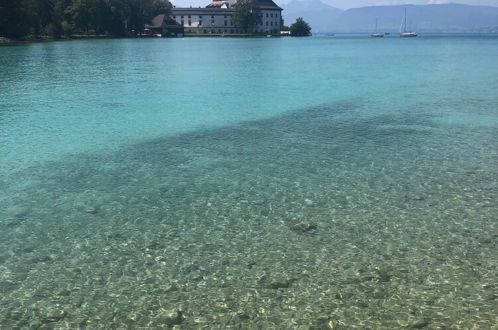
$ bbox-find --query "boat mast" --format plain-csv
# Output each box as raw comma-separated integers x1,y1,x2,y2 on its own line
403,8,407,33
375,18,378,33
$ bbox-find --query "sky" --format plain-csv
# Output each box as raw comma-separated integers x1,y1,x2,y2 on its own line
172,0,498,9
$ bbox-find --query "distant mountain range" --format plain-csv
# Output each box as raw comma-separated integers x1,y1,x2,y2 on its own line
281,2,498,33
281,0,342,31
316,0,498,10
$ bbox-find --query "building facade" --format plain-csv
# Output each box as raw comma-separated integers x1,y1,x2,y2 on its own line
171,0,282,35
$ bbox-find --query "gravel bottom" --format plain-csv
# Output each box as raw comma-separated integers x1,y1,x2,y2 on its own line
1,103,497,328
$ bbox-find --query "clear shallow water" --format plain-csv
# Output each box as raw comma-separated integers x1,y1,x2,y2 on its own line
0,37,497,328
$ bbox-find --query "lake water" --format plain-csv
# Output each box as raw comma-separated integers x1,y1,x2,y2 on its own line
0,36,497,328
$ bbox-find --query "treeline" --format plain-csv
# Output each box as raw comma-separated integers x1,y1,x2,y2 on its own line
0,0,172,40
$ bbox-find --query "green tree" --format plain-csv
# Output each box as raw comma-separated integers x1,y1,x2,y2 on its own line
125,0,170,35
0,0,172,39
61,20,75,36
152,0,171,15
66,0,91,33
0,0,30,38
290,17,311,36
233,0,261,33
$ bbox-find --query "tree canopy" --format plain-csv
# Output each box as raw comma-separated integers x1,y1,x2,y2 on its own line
290,17,311,36
0,0,172,40
233,0,262,33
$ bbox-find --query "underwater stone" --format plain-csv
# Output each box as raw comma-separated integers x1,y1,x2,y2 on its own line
161,310,184,327
265,277,299,289
5,218,23,227
29,319,42,328
9,206,30,219
163,284,179,293
237,311,250,320
291,222,317,233
408,319,430,329
41,309,67,323
269,279,293,289
34,255,53,263
84,206,99,214
304,199,314,206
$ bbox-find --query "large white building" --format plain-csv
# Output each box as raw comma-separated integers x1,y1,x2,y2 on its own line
171,0,282,35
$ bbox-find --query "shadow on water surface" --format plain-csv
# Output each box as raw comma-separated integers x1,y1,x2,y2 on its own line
0,100,497,328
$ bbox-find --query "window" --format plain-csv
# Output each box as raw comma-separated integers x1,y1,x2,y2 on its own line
266,13,268,17
199,16,202,19
188,15,191,18
173,16,176,19
199,21,202,26
224,20,227,26
181,20,184,25
266,21,268,26
270,13,273,18
181,15,184,18
211,15,214,18
270,21,273,26
188,21,191,26
204,29,207,33
211,19,214,24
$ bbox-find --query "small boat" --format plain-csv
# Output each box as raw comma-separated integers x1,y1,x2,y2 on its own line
401,31,417,37
371,19,384,38
400,8,417,37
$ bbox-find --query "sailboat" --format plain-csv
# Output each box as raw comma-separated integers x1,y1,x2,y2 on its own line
400,8,417,37
371,18,384,37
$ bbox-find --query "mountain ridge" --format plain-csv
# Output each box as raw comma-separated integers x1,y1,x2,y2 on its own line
282,2,498,33
282,0,342,31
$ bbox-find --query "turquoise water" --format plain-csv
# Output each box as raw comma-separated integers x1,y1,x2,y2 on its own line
1,37,497,328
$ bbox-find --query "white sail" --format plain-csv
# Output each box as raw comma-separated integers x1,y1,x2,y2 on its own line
400,9,406,33
400,8,417,37
371,18,384,37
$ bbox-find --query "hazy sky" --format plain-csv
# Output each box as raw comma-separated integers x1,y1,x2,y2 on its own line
172,0,498,9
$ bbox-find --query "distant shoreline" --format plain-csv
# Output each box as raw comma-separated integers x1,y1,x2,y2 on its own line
2,32,497,46
0,34,282,46
1,33,249,46
0,35,135,46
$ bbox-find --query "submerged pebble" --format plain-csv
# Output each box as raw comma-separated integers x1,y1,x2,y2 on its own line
84,206,99,214
161,310,184,326
291,222,317,233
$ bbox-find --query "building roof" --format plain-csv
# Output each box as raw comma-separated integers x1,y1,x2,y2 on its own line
146,15,183,29
206,1,229,8
172,0,282,12
255,0,282,11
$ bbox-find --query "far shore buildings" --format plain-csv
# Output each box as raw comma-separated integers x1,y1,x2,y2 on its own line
163,0,282,36
145,15,185,37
